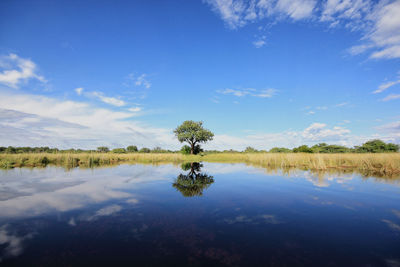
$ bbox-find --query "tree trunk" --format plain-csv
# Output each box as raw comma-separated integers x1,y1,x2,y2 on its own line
191,143,194,154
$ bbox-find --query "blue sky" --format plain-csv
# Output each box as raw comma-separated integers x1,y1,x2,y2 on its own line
0,0,399,150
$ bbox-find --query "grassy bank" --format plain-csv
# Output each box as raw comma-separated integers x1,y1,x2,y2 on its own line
1,152,399,177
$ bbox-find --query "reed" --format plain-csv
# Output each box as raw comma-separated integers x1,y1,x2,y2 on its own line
0,152,399,177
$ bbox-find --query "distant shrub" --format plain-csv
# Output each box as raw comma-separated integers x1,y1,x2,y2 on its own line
355,139,399,153
139,147,151,153
126,145,138,152
112,148,126,153
311,143,350,153
293,145,313,153
41,156,50,165
97,146,110,153
244,147,258,153
269,147,292,153
151,147,169,153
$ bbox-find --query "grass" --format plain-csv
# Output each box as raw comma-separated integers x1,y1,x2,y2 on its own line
0,152,399,178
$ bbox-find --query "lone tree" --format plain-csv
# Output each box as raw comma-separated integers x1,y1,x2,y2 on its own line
174,121,214,154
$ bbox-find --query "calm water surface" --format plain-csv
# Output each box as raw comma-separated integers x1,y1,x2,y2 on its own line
0,163,399,266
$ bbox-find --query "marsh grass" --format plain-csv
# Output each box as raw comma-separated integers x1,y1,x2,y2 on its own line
0,152,399,178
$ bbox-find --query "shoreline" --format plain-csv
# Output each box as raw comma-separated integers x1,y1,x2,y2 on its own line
1,152,399,178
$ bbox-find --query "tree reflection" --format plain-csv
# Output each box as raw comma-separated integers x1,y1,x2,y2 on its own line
173,162,214,197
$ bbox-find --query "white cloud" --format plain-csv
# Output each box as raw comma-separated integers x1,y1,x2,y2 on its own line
0,92,398,150
204,0,316,29
0,53,46,88
0,92,177,149
211,96,220,103
301,122,350,141
335,102,349,107
373,72,400,94
348,0,400,59
375,121,400,143
348,44,374,55
372,120,400,143
320,0,371,25
206,122,365,151
204,0,400,59
382,94,400,101
127,73,151,89
274,0,316,20
128,107,142,112
75,87,84,95
217,87,277,98
377,120,400,132
253,39,266,48
90,91,126,107
253,35,267,48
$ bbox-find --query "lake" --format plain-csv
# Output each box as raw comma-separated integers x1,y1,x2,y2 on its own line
0,162,399,266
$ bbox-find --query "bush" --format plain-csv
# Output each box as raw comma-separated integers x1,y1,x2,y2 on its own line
269,147,292,153
126,145,138,152
180,145,203,154
111,148,126,153
139,147,151,153
244,147,258,153
97,146,109,153
180,145,191,154
293,145,313,153
311,143,350,153
355,139,399,153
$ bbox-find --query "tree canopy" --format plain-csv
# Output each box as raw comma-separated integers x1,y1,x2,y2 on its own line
355,139,399,153
174,121,214,154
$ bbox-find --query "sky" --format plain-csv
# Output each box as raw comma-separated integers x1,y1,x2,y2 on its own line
0,0,400,150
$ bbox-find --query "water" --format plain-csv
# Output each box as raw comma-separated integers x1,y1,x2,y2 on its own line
0,162,399,266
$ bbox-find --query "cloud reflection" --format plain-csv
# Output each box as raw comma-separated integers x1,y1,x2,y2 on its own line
0,165,177,219
0,225,33,262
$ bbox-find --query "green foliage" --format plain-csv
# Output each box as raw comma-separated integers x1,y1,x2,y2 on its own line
126,145,138,152
311,143,350,153
293,145,313,153
355,139,399,153
41,156,50,165
174,121,214,154
244,147,258,153
180,145,191,155
139,147,151,153
97,146,109,153
111,148,126,153
269,147,292,153
179,145,203,155
151,147,169,153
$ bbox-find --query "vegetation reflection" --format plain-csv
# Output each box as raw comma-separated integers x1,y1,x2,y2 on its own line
173,162,214,197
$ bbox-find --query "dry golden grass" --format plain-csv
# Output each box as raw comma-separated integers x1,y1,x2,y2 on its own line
0,152,399,177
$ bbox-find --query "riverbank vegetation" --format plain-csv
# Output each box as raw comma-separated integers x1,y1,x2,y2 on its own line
1,139,398,155
1,151,399,178
0,138,399,176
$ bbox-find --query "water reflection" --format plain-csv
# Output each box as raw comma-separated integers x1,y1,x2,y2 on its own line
0,163,400,266
172,162,214,197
